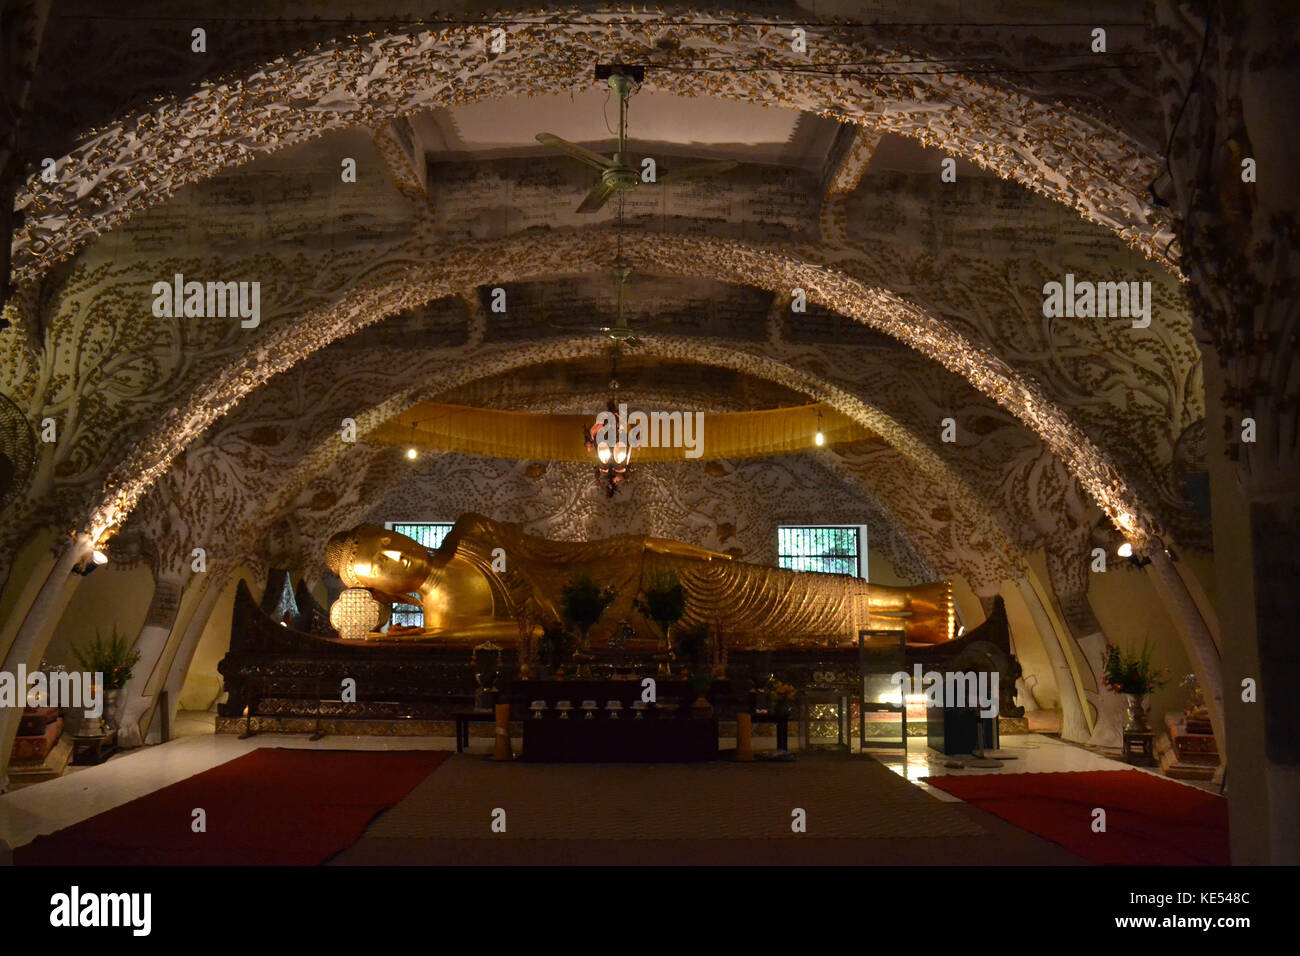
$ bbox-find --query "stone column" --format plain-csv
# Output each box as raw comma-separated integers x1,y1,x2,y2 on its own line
115,571,191,747
0,533,89,784
1153,0,1300,863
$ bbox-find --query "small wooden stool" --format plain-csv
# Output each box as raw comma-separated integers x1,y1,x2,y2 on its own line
71,730,118,766
1123,730,1156,767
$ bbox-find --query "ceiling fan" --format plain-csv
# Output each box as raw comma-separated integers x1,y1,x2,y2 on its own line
551,255,645,348
535,72,738,214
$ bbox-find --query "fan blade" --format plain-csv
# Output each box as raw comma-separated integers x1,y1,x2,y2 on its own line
548,323,603,333
576,179,616,213
623,335,643,348
655,160,739,184
535,133,613,171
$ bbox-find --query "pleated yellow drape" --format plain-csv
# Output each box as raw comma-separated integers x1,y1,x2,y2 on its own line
367,402,871,461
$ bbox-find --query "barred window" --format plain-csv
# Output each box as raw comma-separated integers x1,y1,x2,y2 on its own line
777,526,861,577
384,522,453,627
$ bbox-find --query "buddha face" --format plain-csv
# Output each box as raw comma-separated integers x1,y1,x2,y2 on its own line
347,525,435,596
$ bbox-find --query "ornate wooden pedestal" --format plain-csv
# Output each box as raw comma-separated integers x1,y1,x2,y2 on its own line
1122,730,1156,767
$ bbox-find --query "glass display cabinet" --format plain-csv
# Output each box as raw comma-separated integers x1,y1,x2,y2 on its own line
858,627,908,751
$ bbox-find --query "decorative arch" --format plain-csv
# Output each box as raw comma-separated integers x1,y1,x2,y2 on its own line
77,230,1161,556
205,335,1024,597
13,11,1175,285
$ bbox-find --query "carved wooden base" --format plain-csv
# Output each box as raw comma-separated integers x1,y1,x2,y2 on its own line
218,578,1027,738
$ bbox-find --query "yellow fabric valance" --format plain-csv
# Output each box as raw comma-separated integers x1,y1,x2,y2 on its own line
366,402,871,461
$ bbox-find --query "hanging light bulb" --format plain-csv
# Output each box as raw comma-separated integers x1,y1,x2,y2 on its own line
814,408,824,446
1117,542,1133,558
91,549,109,565
406,420,419,460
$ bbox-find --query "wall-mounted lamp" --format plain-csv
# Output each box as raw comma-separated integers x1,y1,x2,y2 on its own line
72,547,109,576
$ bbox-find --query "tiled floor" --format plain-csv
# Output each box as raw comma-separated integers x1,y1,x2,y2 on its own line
0,717,1216,854
0,719,455,850
867,731,1221,799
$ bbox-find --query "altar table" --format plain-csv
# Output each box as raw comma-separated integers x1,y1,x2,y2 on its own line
522,716,719,762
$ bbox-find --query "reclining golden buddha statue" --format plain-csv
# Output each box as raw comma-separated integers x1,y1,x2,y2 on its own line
324,513,955,648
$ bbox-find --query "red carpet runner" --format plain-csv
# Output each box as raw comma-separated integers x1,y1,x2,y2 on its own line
927,769,1228,865
16,748,451,866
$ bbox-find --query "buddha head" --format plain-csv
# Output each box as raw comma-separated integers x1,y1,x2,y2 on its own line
325,524,435,598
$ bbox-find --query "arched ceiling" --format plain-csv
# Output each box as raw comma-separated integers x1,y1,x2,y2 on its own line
0,2,1209,606
9,3,1176,284
52,228,1176,550
116,314,1103,606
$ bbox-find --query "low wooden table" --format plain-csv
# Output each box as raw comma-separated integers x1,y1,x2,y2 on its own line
71,729,117,766
522,715,718,762
751,711,790,751
453,710,495,753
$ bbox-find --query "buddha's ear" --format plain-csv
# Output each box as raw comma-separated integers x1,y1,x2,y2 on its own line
367,587,407,606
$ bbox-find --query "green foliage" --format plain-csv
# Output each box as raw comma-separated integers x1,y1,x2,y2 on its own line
635,571,686,636
560,576,616,635
672,621,712,675
1101,639,1168,695
72,627,141,690
689,670,714,694
537,621,575,669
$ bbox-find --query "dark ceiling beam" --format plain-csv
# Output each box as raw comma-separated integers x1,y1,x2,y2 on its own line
370,116,428,203
0,1,51,317
458,288,487,348
819,122,882,245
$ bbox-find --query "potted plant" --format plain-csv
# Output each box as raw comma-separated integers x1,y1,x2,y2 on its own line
689,670,715,719
1101,639,1168,733
72,627,141,734
537,622,575,678
636,571,687,678
671,622,710,677
671,622,715,717
560,576,616,675
636,571,685,639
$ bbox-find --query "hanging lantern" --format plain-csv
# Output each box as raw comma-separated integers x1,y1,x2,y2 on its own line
585,400,632,497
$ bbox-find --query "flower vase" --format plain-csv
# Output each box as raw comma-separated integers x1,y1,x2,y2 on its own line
86,688,120,736
1124,693,1150,733
572,628,594,678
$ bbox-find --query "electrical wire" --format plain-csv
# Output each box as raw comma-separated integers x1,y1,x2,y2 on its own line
1149,6,1213,210
55,15,1150,29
